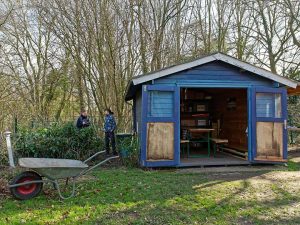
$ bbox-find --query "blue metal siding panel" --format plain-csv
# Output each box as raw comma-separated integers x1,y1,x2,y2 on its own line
154,61,273,87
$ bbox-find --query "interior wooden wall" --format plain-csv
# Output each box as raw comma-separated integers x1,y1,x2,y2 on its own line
147,122,174,160
210,89,248,151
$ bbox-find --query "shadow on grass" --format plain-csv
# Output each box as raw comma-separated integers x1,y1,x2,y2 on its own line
85,176,300,225
1,168,299,224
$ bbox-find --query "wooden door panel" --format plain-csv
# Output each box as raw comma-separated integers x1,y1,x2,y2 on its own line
256,122,283,159
146,122,174,160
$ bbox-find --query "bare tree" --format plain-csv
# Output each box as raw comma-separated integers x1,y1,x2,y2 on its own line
0,0,299,132
285,0,300,47
246,0,293,74
0,2,67,121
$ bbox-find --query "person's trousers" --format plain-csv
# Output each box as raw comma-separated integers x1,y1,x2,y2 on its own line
105,131,116,153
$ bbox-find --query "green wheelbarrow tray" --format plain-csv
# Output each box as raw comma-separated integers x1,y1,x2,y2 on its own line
8,151,119,200
18,158,89,179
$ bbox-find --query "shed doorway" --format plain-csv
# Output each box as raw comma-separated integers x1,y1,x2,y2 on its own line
179,88,249,166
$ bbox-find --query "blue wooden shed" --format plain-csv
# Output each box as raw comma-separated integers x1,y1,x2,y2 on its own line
125,53,298,167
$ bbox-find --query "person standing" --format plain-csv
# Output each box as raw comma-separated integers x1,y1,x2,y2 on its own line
76,108,90,129
104,108,117,156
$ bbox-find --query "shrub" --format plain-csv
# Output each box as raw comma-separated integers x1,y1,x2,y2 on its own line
117,135,140,167
12,122,104,161
0,122,141,168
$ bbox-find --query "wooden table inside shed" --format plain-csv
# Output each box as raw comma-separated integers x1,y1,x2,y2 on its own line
189,128,215,133
188,128,214,157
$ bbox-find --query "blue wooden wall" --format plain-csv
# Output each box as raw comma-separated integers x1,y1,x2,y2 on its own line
153,61,274,87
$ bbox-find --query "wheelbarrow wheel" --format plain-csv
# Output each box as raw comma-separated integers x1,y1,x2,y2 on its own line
10,171,43,200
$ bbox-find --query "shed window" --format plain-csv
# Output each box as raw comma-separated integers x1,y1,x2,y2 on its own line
148,91,174,117
256,93,282,118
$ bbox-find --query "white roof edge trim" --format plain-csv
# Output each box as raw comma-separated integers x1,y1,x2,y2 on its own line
132,53,297,88
217,54,297,88
132,55,217,85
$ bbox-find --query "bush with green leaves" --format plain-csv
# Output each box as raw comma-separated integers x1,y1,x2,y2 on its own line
117,135,140,168
0,122,141,167
12,122,104,161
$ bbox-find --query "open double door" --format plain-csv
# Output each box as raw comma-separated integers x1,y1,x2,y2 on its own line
140,85,288,167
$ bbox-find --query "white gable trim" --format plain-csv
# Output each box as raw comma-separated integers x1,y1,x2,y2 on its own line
132,53,297,88
217,54,297,88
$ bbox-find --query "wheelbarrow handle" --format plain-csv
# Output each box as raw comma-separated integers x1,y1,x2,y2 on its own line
83,151,106,163
79,155,119,177
4,131,15,168
8,180,47,188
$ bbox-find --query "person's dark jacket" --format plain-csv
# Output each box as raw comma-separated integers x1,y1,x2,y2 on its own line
76,115,90,129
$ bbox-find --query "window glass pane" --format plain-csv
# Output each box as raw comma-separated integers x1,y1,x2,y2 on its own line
256,93,282,118
274,93,282,118
256,93,274,118
148,91,173,117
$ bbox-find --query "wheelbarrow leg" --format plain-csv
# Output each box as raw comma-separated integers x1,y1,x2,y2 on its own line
54,178,77,200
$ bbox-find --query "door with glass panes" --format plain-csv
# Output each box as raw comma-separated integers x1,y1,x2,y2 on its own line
252,87,287,162
141,85,180,167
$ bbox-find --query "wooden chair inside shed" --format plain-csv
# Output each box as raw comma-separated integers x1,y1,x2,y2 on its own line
180,129,190,158
180,140,190,157
209,119,228,157
210,138,228,156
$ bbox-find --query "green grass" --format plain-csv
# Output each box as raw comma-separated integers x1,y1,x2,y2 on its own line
1,168,300,225
287,160,300,171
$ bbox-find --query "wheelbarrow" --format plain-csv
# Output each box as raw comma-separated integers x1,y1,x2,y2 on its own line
4,131,119,200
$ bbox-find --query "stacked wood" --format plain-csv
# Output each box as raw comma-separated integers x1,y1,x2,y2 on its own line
219,146,248,160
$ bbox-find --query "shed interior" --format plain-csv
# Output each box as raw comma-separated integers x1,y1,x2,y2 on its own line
180,88,248,165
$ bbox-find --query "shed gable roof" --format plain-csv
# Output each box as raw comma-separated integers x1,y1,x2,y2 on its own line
126,53,297,100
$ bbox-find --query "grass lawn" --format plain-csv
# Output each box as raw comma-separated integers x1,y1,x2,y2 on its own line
1,164,300,225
